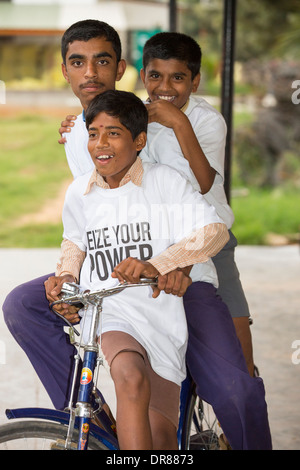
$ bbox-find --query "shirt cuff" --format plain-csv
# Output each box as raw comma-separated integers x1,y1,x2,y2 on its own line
56,238,86,282
148,223,229,275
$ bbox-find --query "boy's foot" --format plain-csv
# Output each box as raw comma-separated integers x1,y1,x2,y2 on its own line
219,433,232,450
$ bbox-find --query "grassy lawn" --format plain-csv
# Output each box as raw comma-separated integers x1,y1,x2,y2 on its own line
0,109,299,247
0,112,71,247
231,186,299,245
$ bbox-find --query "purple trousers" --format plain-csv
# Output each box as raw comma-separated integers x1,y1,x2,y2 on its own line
3,275,272,450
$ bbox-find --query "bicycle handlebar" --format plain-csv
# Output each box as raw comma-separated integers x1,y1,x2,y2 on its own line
51,278,158,308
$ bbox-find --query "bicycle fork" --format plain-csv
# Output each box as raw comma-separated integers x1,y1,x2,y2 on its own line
65,300,103,450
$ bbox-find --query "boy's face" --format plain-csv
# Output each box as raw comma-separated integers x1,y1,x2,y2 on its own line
88,112,146,188
62,37,126,111
140,58,200,109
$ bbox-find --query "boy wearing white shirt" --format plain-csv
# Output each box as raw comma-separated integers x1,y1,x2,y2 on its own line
60,89,229,449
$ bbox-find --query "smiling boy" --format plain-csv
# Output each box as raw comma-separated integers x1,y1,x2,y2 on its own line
140,32,255,374
60,89,229,449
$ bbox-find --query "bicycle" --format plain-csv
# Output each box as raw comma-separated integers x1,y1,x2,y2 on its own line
0,279,221,450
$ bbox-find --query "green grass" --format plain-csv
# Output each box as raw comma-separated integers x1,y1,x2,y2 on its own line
0,110,299,247
231,186,300,245
0,112,71,247
0,223,64,248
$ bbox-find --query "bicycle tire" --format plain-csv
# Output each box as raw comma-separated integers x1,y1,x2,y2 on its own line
0,420,110,450
181,390,196,450
183,393,220,450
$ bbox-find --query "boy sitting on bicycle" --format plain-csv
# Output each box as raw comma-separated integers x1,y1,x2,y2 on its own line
54,27,272,449
55,89,229,450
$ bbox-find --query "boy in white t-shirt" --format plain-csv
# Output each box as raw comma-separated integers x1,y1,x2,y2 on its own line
58,89,229,449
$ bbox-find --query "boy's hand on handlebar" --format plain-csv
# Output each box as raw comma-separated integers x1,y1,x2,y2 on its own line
111,258,192,298
44,274,80,324
155,268,192,299
58,115,77,144
111,257,159,285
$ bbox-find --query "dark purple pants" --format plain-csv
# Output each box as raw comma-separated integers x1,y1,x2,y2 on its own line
183,282,272,450
3,275,272,450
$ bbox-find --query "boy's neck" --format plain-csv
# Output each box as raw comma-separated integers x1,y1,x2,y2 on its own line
93,157,143,190
180,99,190,113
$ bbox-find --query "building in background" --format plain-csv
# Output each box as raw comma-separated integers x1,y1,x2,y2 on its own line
0,0,172,91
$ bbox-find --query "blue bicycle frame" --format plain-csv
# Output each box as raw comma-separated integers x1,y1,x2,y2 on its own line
4,280,195,450
5,373,193,450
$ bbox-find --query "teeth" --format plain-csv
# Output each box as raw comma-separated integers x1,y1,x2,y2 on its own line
97,155,112,160
158,95,174,101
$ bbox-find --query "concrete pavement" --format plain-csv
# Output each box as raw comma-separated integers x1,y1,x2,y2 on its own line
0,245,299,450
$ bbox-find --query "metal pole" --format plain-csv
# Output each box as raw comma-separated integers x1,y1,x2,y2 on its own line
221,0,236,204
169,0,177,32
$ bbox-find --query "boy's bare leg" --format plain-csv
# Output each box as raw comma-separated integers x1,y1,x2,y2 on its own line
232,317,255,377
111,351,153,450
149,409,178,450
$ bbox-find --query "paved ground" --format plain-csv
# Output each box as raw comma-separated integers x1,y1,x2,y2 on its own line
0,245,299,450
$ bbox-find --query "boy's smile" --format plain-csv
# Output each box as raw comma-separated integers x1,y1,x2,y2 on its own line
88,112,146,188
141,58,200,110
62,37,126,111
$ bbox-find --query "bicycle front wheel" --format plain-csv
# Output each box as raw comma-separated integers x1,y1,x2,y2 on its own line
189,397,221,450
0,420,110,450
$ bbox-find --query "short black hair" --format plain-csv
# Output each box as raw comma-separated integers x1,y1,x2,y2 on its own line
85,90,148,140
142,32,201,80
61,19,122,64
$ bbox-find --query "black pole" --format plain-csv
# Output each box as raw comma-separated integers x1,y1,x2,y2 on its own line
221,0,236,204
169,0,177,32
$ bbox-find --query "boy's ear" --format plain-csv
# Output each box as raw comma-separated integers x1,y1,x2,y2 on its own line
135,131,147,151
192,73,201,93
116,59,127,82
61,63,70,84
140,69,145,85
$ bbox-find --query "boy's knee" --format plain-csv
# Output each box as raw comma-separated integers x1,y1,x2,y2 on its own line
212,374,266,413
112,353,150,402
3,282,47,328
3,285,25,325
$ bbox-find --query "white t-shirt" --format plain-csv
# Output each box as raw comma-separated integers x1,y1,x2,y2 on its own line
62,162,224,384
64,96,234,228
